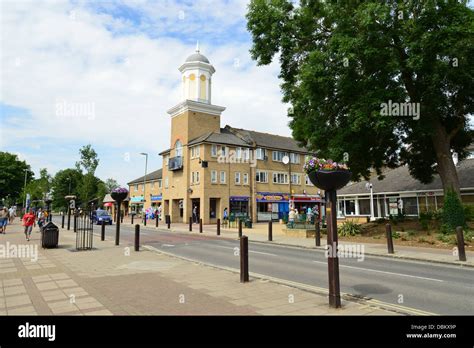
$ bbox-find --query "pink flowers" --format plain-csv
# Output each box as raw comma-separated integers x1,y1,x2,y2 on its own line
112,187,128,194
304,157,349,173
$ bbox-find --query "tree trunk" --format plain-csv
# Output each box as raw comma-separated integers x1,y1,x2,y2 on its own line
431,120,461,197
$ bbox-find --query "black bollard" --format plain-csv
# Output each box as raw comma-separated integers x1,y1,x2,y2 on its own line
101,222,105,241
73,214,77,233
155,215,159,228
121,214,123,223
115,201,122,246
135,224,140,251
238,219,242,238
240,235,249,283
144,214,147,226
199,218,203,233
268,220,273,241
385,224,395,254
315,220,321,247
189,217,192,232
61,214,65,229
166,215,170,229
131,214,134,224
456,226,467,261
67,209,71,230
217,218,220,236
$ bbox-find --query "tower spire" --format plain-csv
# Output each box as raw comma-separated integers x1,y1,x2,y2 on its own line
196,40,200,53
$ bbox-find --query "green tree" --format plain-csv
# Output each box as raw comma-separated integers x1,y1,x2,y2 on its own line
21,168,52,206
104,178,119,193
75,144,100,205
0,152,34,205
51,168,83,210
246,0,474,196
442,189,466,232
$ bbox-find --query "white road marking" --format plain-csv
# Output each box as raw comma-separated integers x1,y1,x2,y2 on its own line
312,260,444,282
162,244,175,247
210,245,277,256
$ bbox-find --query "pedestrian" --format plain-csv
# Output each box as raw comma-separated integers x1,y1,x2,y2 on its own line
22,209,36,241
223,207,228,226
192,205,198,224
288,209,296,228
0,207,9,234
8,206,15,223
37,208,45,232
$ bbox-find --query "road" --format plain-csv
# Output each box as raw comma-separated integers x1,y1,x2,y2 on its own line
55,216,474,315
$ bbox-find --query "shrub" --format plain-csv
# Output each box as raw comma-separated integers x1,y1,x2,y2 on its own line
464,204,474,222
391,231,401,239
407,230,417,237
338,221,362,237
419,211,434,230
442,190,466,233
437,233,457,245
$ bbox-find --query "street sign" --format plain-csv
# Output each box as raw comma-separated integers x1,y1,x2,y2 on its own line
69,199,75,209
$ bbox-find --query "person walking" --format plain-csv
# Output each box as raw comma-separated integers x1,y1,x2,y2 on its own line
22,209,36,241
223,207,228,226
0,207,9,234
288,208,296,229
37,208,45,232
8,206,16,223
192,205,198,224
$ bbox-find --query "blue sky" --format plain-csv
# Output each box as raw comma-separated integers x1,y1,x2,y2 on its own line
0,0,287,185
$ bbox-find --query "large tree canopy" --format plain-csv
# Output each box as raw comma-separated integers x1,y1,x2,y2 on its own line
247,0,474,194
0,152,34,204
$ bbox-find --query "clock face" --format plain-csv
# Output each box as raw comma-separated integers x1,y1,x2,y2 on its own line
200,75,206,81
282,155,290,165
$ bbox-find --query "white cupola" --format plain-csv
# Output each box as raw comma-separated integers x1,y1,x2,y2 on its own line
179,42,215,104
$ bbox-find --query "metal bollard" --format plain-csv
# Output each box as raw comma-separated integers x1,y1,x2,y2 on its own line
456,226,467,261
101,222,105,241
67,210,71,230
189,217,192,232
315,220,321,247
166,215,171,229
131,214,134,224
238,219,242,238
240,235,249,283
268,220,273,241
217,219,220,236
73,215,77,233
199,218,203,233
61,214,65,229
144,215,147,226
385,224,395,254
156,216,159,228
135,224,140,251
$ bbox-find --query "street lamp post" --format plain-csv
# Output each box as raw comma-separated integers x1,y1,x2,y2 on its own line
366,182,375,221
140,153,148,225
23,169,28,213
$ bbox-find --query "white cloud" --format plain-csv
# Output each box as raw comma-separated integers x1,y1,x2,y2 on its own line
1,0,290,185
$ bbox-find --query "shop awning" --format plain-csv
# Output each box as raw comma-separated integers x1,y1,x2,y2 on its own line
104,202,113,207
256,192,290,203
151,195,162,202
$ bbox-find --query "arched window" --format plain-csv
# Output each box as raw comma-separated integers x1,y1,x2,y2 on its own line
175,140,183,157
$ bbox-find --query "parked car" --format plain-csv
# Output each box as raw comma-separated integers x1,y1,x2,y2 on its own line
92,209,112,225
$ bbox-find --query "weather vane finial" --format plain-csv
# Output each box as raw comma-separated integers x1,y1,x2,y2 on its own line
196,40,200,53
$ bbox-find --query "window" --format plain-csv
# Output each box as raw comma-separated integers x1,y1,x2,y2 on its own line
273,172,289,184
134,184,138,191
272,151,288,162
211,144,218,157
211,170,217,183
256,148,265,160
243,148,250,161
220,171,226,184
243,173,249,185
158,179,162,188
291,174,301,185
290,153,300,164
191,171,200,184
191,146,200,158
305,175,313,186
256,171,268,183
175,140,183,157
164,178,169,189
220,146,227,157
235,172,241,185
236,147,242,159
358,199,371,215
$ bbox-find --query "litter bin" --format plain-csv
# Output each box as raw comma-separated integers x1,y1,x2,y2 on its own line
41,221,59,248
245,218,252,228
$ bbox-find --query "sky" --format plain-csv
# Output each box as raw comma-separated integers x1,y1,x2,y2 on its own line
0,0,290,186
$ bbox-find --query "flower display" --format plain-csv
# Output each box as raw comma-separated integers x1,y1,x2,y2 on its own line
303,157,349,174
112,187,129,194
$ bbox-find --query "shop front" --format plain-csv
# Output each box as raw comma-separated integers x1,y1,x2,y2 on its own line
151,195,162,209
256,192,290,222
230,196,249,217
130,196,144,214
290,194,324,221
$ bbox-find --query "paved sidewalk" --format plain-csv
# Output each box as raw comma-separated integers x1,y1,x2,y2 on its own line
135,219,474,267
0,221,397,316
